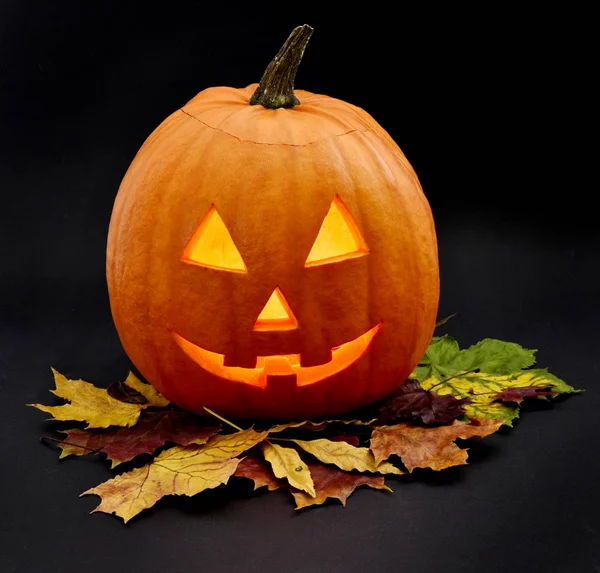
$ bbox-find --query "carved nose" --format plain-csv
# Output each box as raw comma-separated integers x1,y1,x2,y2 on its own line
253,288,298,332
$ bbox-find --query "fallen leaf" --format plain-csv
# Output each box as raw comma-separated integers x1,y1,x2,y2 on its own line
261,441,315,497
370,419,503,472
29,369,144,428
106,380,147,404
120,372,170,408
82,428,267,522
268,421,330,433
413,336,579,426
422,370,577,426
30,331,581,520
57,411,219,468
268,419,375,433
378,379,470,424
290,438,403,475
415,336,537,382
493,386,554,404
291,463,391,510
234,455,283,492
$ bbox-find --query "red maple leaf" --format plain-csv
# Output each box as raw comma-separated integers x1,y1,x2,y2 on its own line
378,379,470,424
493,386,554,404
57,411,219,467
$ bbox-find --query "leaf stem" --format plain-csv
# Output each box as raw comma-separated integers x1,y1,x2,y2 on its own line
39,436,102,453
203,407,244,432
425,368,481,392
435,313,458,328
470,388,558,397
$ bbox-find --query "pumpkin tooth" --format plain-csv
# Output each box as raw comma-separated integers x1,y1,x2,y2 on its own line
256,354,300,369
262,356,296,376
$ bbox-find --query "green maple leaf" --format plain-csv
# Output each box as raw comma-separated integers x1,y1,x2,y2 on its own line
415,336,536,381
413,336,580,426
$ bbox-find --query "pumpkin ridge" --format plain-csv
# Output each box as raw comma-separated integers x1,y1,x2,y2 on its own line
331,137,374,405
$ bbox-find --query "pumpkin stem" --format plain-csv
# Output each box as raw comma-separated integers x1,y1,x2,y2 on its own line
250,24,313,109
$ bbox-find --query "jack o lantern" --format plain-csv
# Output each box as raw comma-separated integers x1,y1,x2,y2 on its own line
106,25,440,420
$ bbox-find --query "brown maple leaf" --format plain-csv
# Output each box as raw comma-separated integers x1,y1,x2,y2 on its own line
235,455,391,510
234,455,283,492
57,411,219,468
377,379,470,424
493,386,554,404
291,463,391,509
370,418,503,472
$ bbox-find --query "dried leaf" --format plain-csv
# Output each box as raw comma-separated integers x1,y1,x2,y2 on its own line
234,455,283,492
370,419,503,472
378,379,470,424
31,331,581,520
291,463,391,510
261,441,315,497
57,411,219,468
82,428,267,522
290,438,403,475
121,372,170,408
268,421,330,433
422,370,577,426
29,369,143,429
493,386,554,404
268,419,375,433
106,381,147,404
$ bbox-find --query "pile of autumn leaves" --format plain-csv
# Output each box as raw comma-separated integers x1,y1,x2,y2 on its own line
30,335,579,523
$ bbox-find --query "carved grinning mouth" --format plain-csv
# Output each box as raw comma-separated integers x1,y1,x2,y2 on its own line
172,323,381,389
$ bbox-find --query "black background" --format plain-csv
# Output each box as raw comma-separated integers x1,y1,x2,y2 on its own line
1,2,598,572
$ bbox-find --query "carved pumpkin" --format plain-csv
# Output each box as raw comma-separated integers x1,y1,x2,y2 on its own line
106,26,440,419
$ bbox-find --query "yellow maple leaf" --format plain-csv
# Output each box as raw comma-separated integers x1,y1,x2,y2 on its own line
261,441,316,497
121,372,170,408
29,369,143,429
290,438,403,475
82,428,267,522
421,370,568,426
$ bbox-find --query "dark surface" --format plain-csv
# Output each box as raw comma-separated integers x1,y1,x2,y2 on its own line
1,3,597,573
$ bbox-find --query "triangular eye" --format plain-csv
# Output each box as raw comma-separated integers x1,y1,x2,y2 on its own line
304,195,369,267
181,206,247,273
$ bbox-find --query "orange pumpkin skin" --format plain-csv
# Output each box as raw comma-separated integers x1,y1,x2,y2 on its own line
107,84,439,420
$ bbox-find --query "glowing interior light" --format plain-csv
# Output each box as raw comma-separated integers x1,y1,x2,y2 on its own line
181,205,247,273
253,287,298,331
304,195,369,267
172,323,381,388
